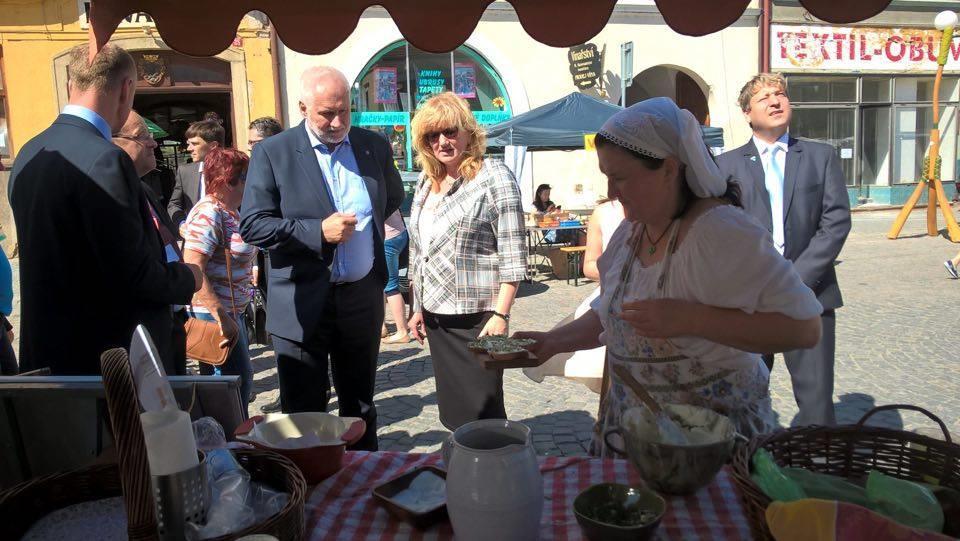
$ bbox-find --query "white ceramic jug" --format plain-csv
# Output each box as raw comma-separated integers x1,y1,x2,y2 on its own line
443,419,543,541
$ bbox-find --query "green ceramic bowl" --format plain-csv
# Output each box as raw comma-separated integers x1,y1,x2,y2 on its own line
573,483,666,541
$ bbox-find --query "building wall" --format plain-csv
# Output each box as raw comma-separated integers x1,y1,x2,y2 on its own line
279,3,760,209
771,0,960,206
0,0,279,251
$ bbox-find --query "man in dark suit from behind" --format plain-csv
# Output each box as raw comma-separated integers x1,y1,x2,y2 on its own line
240,67,404,450
244,116,286,414
113,110,191,375
8,44,201,375
167,119,224,228
716,73,851,427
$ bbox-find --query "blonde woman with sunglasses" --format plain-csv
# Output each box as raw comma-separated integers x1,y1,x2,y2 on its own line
407,92,527,430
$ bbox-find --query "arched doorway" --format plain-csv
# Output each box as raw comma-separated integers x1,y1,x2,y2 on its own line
351,41,512,172
625,66,711,125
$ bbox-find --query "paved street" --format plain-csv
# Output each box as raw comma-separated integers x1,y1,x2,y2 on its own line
8,208,958,455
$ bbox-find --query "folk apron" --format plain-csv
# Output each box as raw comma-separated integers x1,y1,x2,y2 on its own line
592,221,776,457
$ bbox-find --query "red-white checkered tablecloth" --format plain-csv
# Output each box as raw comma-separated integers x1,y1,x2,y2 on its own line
304,451,753,540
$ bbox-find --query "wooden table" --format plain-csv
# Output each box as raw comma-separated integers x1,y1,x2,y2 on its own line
304,451,753,540
525,225,587,282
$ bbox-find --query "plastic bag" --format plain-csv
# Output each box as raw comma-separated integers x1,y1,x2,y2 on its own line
867,470,944,533
187,418,290,540
750,449,806,502
752,449,946,534
781,467,872,509
192,416,227,451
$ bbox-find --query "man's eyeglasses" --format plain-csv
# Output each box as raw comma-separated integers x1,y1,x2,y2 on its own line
113,132,155,146
424,127,459,143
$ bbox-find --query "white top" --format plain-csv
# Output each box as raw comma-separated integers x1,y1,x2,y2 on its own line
418,190,443,254
596,200,625,250
592,204,822,372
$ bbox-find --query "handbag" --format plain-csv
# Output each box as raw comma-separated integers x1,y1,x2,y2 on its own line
184,206,238,366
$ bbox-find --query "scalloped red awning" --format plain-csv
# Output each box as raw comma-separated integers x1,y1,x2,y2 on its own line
88,0,893,57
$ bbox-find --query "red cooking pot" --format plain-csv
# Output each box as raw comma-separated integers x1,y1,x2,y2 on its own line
234,412,365,483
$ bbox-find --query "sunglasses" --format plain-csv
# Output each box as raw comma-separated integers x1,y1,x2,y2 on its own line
424,127,460,143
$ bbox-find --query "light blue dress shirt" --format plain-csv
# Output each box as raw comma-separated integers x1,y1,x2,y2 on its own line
62,105,112,141
753,132,789,255
305,124,374,283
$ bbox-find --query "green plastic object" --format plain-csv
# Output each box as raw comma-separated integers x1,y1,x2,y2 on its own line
781,467,872,509
867,470,945,533
751,447,946,534
750,449,806,502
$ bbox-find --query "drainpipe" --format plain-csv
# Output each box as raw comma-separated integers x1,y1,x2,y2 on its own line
270,25,285,125
760,0,772,72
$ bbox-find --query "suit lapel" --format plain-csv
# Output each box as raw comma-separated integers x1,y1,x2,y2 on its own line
189,162,202,200
783,137,802,219
743,142,773,231
295,122,337,216
351,129,384,236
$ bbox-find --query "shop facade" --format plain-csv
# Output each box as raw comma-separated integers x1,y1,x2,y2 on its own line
772,0,960,206
278,1,761,209
0,0,279,249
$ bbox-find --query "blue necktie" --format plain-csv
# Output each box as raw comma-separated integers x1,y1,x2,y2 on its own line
765,145,785,254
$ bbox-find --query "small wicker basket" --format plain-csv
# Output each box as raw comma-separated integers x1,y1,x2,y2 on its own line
0,348,307,540
731,404,960,540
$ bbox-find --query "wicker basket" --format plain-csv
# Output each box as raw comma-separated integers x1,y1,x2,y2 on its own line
0,463,124,540
731,404,960,540
97,347,306,540
0,448,305,540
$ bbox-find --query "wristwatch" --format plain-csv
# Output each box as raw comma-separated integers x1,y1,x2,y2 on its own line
492,310,510,321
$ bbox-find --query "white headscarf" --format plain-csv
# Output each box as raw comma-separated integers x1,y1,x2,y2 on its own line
598,97,727,198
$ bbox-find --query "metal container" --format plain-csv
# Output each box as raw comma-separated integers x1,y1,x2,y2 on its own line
152,454,209,541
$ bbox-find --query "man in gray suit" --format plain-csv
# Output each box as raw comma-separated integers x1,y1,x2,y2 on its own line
716,73,851,427
167,119,224,227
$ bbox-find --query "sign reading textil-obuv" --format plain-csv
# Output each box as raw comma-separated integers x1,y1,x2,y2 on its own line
772,24,960,72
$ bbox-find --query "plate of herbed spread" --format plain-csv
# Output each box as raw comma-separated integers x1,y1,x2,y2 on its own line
467,336,540,367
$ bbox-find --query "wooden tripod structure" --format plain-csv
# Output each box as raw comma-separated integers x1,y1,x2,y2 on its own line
888,23,960,242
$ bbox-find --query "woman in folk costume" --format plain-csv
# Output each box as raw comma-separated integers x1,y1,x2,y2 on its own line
517,98,822,456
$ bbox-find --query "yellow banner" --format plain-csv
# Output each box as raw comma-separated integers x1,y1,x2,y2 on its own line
584,133,596,151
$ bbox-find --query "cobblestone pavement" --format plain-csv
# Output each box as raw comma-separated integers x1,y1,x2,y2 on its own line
9,209,958,455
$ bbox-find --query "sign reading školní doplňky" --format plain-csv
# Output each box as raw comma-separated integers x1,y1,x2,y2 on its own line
568,43,602,89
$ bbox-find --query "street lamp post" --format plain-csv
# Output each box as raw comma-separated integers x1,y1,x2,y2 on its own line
888,10,960,241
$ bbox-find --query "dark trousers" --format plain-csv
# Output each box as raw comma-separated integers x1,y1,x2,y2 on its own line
763,309,836,427
424,311,506,430
271,271,384,451
0,315,17,376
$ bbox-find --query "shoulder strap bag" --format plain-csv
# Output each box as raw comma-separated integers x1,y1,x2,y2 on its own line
184,206,238,366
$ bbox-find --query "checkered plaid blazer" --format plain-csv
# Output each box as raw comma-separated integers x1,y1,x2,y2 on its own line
409,159,528,314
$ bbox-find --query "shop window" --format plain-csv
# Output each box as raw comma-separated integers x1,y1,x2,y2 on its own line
351,41,511,172
893,105,958,183
791,107,856,185
861,106,891,186
894,77,958,102
0,47,8,159
355,42,408,113
789,76,857,103
862,77,891,103
453,48,510,118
